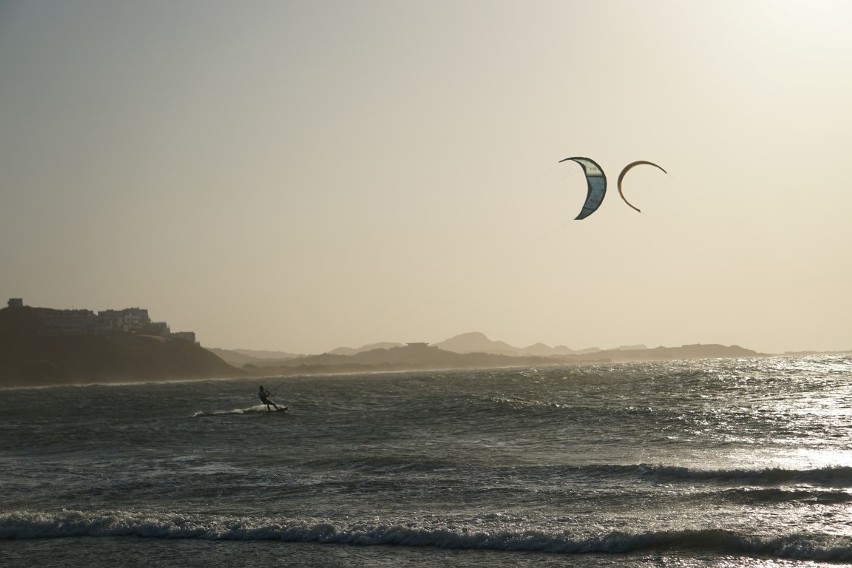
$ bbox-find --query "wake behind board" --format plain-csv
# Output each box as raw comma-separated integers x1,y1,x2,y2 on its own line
193,405,288,418
252,404,289,414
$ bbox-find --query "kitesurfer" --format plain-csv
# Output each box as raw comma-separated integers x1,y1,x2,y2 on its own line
258,385,280,411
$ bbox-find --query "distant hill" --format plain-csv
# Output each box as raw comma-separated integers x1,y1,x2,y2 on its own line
0,307,241,387
211,343,411,367
434,332,530,355
328,342,405,356
435,332,591,357
208,347,301,367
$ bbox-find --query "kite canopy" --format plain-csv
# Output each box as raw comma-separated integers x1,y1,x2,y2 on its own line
616,160,668,213
559,157,607,220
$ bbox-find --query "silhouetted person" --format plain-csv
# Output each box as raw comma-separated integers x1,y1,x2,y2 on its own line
258,385,280,411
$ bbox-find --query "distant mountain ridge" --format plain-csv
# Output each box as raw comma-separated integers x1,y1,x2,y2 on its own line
432,332,642,356
212,332,763,369
213,331,762,375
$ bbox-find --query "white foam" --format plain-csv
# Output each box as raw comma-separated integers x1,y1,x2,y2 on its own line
192,405,280,417
2,510,850,561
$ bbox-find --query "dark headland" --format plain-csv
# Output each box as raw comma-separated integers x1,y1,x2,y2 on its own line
0,304,240,388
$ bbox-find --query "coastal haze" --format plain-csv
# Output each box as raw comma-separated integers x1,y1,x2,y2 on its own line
2,1,851,355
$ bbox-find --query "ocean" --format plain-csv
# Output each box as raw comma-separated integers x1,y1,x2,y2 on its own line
2,355,851,566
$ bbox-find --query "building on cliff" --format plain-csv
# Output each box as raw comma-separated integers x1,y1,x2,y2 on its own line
6,298,197,342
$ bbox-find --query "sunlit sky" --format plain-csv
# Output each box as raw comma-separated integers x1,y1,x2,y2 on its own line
2,0,851,354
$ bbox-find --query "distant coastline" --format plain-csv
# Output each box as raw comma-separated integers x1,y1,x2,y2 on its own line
3,300,846,389
213,339,764,379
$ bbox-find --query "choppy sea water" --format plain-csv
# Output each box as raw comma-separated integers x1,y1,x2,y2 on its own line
1,355,851,567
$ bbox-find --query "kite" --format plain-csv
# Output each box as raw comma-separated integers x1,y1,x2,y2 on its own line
559,157,607,220
616,160,667,213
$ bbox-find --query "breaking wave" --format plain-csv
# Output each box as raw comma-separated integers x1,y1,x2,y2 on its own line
2,510,850,561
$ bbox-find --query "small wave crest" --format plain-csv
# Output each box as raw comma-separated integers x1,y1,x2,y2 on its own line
2,510,850,561
514,463,852,488
716,487,852,504
622,464,852,487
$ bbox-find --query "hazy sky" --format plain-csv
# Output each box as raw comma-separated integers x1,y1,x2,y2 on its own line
2,0,851,354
